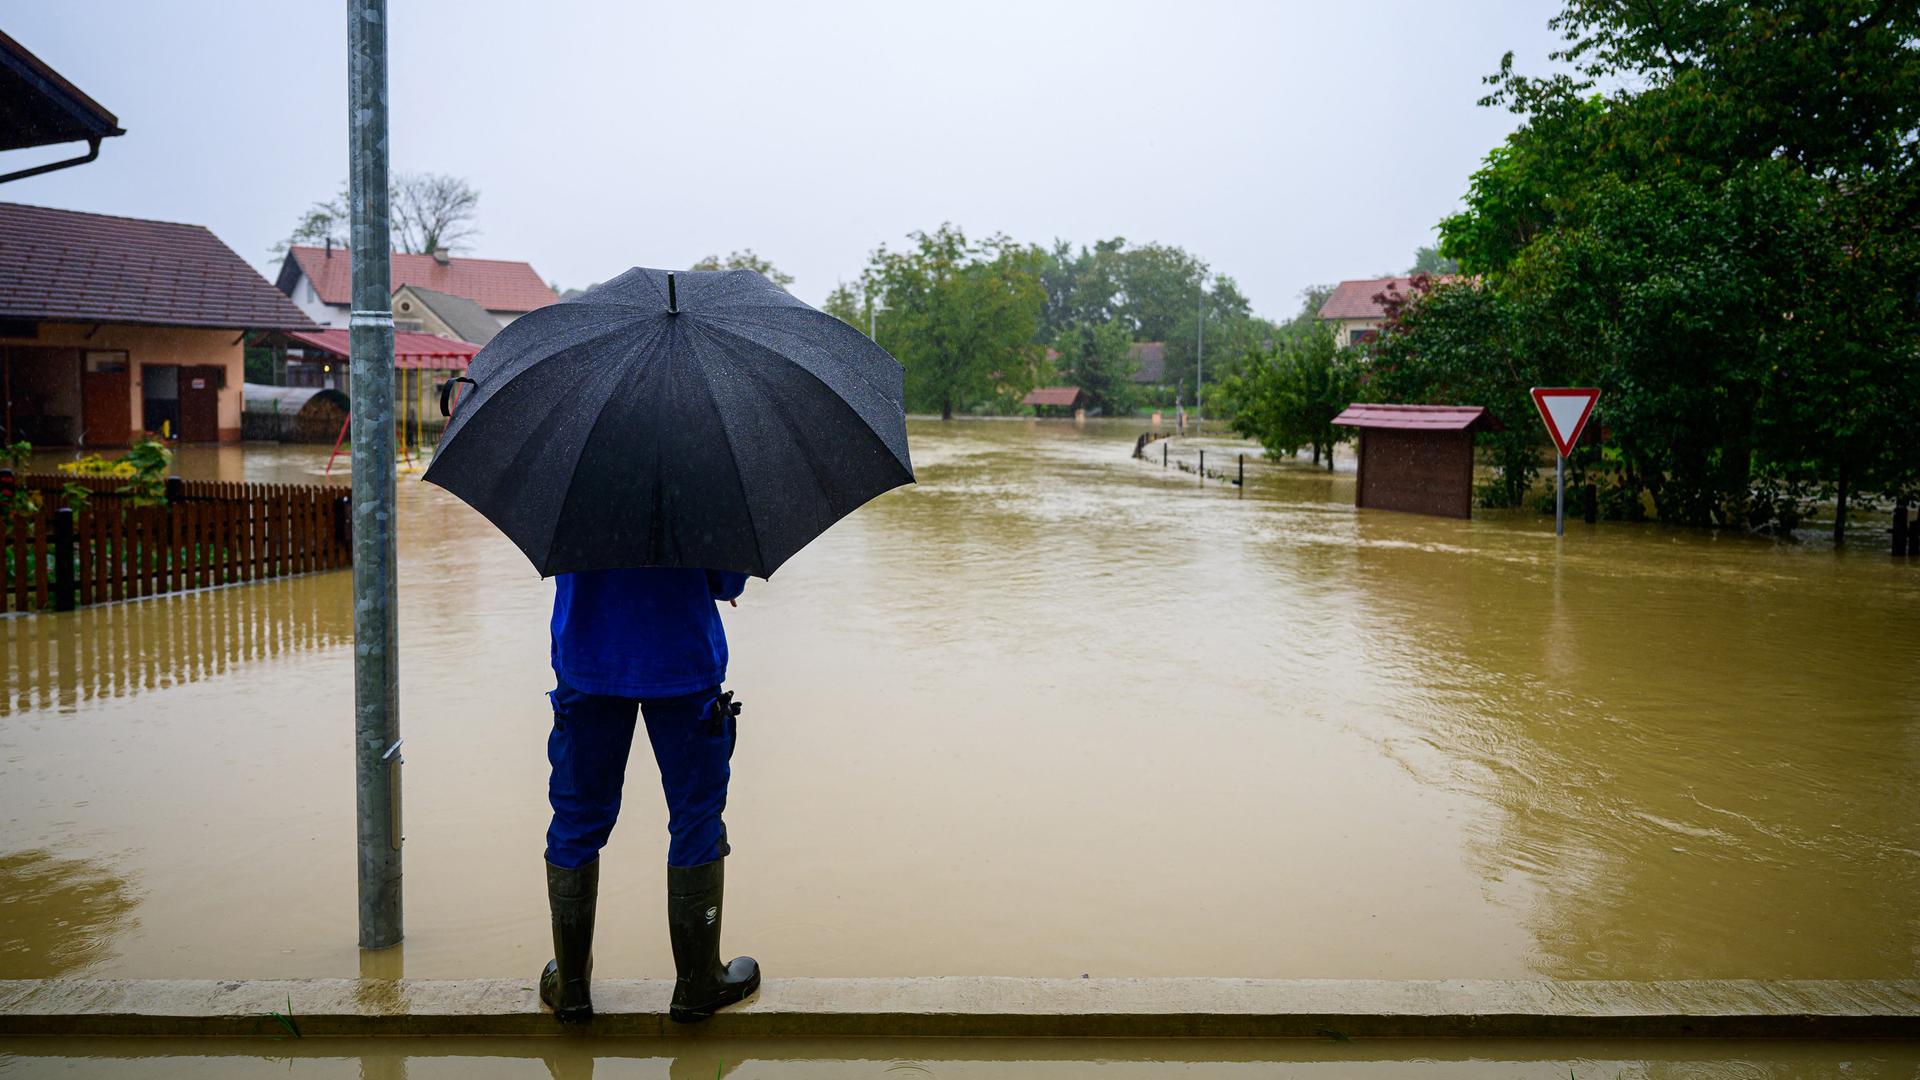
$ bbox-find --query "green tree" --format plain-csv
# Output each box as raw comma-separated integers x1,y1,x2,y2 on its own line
1049,320,1137,415
1221,322,1359,470
1415,0,1920,535
691,249,795,289
1410,246,1459,275
859,225,1046,419
1113,242,1209,342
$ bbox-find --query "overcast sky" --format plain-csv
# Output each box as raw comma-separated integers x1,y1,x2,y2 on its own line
5,1,1565,319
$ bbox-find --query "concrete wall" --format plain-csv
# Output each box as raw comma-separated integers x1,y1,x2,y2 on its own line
1354,428,1475,519
0,322,244,444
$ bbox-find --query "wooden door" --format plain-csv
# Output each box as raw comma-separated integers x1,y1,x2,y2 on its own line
180,365,222,442
81,368,130,446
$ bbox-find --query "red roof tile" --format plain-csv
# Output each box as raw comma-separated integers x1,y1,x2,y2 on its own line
1331,403,1503,432
1023,386,1084,407
286,246,557,314
284,328,479,370
1317,276,1462,321
0,202,315,329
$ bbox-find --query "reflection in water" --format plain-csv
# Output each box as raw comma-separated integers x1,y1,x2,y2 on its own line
1330,515,1920,979
3,1036,1918,1079
1,570,350,716
0,849,138,977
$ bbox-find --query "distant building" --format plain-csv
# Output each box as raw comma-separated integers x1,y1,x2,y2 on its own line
1317,277,1459,348
391,284,501,345
0,202,315,446
1128,341,1167,385
274,245,557,329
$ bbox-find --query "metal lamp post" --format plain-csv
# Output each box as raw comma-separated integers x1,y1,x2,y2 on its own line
349,0,402,950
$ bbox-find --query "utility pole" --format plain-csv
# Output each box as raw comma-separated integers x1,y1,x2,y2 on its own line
349,0,402,950
1195,283,1205,434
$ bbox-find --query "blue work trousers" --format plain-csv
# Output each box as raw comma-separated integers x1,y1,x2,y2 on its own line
545,679,735,869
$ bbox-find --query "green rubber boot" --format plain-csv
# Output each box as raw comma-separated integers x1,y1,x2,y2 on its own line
539,858,597,1024
667,857,760,1023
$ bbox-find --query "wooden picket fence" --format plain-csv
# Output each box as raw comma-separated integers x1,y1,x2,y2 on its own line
1,473,351,615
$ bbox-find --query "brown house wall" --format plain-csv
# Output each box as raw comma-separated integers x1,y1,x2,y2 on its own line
1354,428,1475,519
0,323,243,445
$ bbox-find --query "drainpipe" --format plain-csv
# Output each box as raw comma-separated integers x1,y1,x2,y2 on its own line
0,137,103,186
349,0,402,950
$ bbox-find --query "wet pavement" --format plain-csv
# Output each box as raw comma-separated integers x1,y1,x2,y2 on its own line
2,420,1916,984
4,1036,1920,1079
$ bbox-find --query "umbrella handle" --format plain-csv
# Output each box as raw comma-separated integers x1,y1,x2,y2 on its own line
440,376,477,418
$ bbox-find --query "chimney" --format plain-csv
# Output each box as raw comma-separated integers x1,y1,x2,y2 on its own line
432,246,450,266
324,237,332,258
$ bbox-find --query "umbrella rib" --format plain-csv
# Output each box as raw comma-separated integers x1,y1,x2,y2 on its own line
437,314,642,448
684,326,768,575
703,308,906,412
538,319,675,573
697,318,913,478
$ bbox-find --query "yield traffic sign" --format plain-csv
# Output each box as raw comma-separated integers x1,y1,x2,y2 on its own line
1531,387,1601,457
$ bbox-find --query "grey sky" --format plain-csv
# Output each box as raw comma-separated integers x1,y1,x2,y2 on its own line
4,1,1565,319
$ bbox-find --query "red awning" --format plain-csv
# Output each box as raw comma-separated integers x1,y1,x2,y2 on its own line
284,328,480,370
1331,403,1503,432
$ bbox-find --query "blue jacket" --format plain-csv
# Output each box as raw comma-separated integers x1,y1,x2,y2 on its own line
550,567,749,699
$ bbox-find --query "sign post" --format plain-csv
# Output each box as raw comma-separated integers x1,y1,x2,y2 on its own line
1530,387,1601,537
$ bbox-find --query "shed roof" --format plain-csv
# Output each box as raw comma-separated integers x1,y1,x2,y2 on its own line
395,284,500,345
0,202,315,329
283,328,479,370
281,246,557,314
1331,403,1504,432
0,29,123,153
1023,386,1084,407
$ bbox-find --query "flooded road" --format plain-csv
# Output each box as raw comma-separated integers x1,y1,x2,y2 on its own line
2,420,1916,982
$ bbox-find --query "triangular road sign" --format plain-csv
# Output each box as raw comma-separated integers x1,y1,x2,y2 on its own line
1531,387,1600,458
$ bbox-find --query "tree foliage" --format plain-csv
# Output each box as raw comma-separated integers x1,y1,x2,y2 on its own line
1220,322,1359,470
391,173,480,254
1391,0,1920,535
276,173,481,255
855,225,1046,419
1050,320,1137,415
691,249,795,288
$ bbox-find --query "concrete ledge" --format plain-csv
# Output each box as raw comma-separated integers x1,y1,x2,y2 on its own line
2,978,1917,1039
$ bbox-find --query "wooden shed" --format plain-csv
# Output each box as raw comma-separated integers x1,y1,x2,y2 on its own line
1022,386,1085,418
1332,404,1504,519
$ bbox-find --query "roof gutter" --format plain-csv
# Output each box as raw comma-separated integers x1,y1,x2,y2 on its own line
0,136,101,186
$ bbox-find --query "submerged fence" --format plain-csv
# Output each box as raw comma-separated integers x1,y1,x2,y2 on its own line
1,472,350,615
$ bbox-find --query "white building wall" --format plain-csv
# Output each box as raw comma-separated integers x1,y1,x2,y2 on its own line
285,271,349,328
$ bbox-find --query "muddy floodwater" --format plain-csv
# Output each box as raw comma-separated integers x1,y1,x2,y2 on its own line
2,419,1916,984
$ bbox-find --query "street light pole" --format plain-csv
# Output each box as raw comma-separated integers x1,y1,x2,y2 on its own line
1195,283,1205,434
349,0,402,950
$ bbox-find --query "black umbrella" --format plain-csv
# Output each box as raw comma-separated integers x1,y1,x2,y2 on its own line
422,267,913,578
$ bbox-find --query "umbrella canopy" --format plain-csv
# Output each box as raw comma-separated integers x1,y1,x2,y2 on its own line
423,267,913,578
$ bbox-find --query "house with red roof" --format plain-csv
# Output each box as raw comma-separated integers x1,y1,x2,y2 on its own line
0,202,315,446
1317,276,1460,348
274,245,557,330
